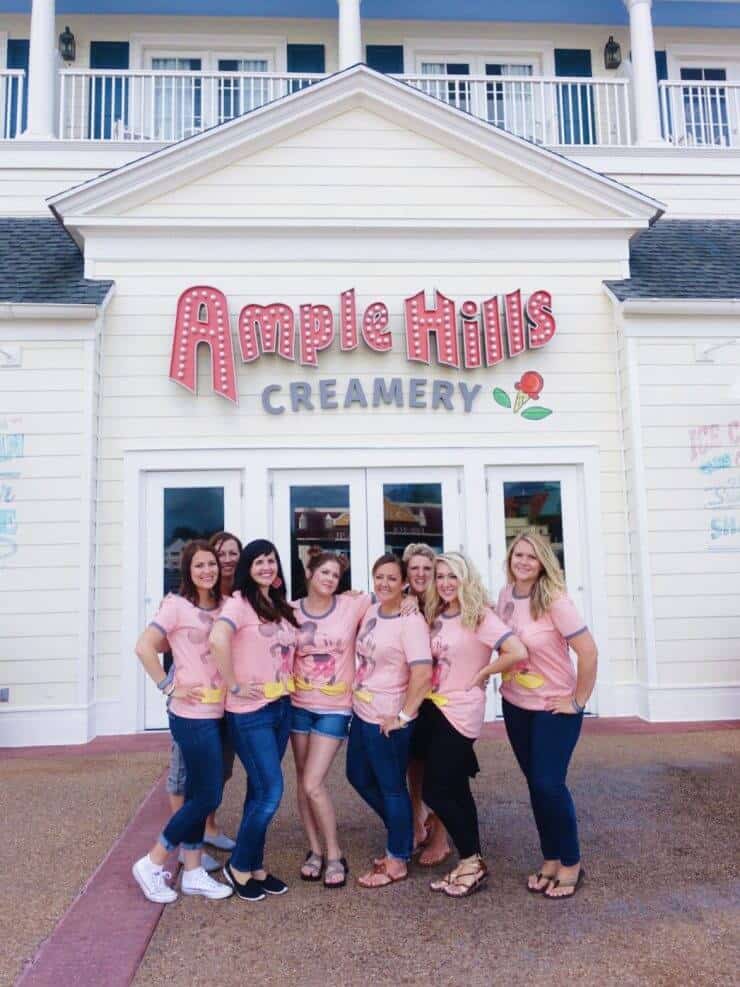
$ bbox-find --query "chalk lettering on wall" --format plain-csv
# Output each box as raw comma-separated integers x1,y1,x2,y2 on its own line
0,417,23,563
689,420,740,551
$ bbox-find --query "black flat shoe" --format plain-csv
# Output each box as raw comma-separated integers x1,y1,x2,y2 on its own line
257,873,289,896
222,861,266,902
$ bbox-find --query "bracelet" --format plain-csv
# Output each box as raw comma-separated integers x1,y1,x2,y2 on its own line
571,696,585,713
398,709,413,723
229,684,241,696
156,675,169,692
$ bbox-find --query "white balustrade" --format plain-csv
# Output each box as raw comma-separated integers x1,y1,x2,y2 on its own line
58,69,325,141
659,80,740,148
0,70,26,140
397,75,633,146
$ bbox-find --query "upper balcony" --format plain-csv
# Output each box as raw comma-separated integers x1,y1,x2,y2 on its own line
3,67,740,150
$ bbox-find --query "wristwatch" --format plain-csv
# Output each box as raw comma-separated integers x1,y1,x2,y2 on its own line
571,696,585,713
398,709,413,724
229,684,241,696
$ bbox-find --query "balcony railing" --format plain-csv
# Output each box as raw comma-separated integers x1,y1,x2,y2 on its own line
399,74,633,146
1,70,26,139
58,69,325,141
659,80,740,148
56,68,633,146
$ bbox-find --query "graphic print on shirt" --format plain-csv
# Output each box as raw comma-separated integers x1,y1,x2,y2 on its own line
258,620,295,682
185,609,221,690
498,598,545,690
295,620,338,687
354,617,377,694
429,619,452,694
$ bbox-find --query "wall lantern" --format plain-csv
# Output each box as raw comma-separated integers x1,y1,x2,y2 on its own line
58,26,76,63
604,35,622,71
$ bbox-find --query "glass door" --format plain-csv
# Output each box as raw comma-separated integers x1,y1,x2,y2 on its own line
365,467,462,564
143,470,241,729
485,464,592,716
271,469,368,600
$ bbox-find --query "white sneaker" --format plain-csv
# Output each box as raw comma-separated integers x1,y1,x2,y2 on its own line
181,866,233,899
179,849,221,872
132,855,178,904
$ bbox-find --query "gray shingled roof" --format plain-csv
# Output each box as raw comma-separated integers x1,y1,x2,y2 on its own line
0,218,112,305
606,220,740,301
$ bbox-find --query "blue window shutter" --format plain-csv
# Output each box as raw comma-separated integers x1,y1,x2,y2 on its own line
6,39,29,137
89,41,130,139
287,44,325,74
655,50,667,82
554,48,593,145
365,45,404,75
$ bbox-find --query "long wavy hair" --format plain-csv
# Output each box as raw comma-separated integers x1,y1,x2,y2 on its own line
425,551,490,630
178,540,222,607
506,530,566,621
233,538,299,627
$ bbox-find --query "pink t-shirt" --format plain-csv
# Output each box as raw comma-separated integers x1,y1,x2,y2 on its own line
150,594,224,719
352,604,432,725
218,594,297,714
496,585,587,712
292,593,373,714
429,608,513,739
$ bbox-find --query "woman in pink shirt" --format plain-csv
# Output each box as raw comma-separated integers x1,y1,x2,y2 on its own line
497,530,598,900
412,552,527,898
347,553,433,888
291,552,373,888
131,540,233,904
210,539,299,903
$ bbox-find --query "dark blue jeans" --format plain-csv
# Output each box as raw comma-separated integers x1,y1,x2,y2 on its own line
346,715,414,861
227,697,291,871
502,698,583,867
161,713,224,851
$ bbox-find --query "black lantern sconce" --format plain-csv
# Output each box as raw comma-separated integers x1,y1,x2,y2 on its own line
604,35,622,71
58,26,76,63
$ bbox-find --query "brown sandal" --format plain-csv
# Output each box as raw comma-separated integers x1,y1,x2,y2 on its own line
527,870,558,894
429,870,456,893
357,859,408,889
442,856,488,898
543,867,585,900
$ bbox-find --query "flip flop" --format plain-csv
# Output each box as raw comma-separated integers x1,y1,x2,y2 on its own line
527,871,558,894
357,860,408,889
544,867,586,900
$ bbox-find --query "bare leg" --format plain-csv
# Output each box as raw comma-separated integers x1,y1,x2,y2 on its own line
301,733,344,871
407,758,429,846
291,733,324,873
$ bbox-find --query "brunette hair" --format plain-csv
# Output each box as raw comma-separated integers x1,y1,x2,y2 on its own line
178,540,222,606
208,530,243,554
306,552,343,578
402,543,436,564
425,552,489,630
506,529,566,621
233,538,299,627
371,552,406,581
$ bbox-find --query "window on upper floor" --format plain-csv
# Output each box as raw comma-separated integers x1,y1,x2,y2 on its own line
679,66,729,146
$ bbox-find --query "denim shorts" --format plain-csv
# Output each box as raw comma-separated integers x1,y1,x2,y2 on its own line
291,705,351,740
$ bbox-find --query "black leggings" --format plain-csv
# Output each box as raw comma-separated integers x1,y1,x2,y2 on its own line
411,700,481,859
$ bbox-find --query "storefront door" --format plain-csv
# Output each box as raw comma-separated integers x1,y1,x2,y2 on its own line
272,467,462,600
143,470,241,729
485,464,593,716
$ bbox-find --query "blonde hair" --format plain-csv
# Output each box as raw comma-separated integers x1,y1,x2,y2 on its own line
425,552,490,630
402,543,436,564
506,529,566,621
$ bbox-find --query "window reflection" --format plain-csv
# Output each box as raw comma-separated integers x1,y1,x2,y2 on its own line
163,487,224,595
382,483,444,556
503,481,564,571
289,485,352,599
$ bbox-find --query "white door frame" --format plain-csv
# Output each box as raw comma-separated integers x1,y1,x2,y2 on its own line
119,443,608,733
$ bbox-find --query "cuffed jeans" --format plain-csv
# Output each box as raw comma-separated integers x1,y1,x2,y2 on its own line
346,714,414,861
227,697,291,871
160,713,224,851
502,698,583,867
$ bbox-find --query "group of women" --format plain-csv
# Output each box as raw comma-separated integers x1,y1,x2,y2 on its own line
132,528,598,905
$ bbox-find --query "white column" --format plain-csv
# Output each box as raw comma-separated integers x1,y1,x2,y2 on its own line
337,0,362,70
624,0,662,144
23,0,58,138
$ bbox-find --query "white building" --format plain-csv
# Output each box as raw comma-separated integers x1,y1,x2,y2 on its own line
0,0,738,746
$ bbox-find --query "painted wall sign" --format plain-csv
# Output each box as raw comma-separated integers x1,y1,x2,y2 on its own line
169,286,556,407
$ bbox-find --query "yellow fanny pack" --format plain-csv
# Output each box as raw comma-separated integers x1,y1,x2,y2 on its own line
199,687,226,704
353,687,374,703
502,670,546,690
294,678,348,697
424,690,449,708
263,677,296,700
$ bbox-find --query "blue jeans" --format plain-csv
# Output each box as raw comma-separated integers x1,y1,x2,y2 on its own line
502,698,584,867
346,715,414,861
160,714,224,851
227,697,291,871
